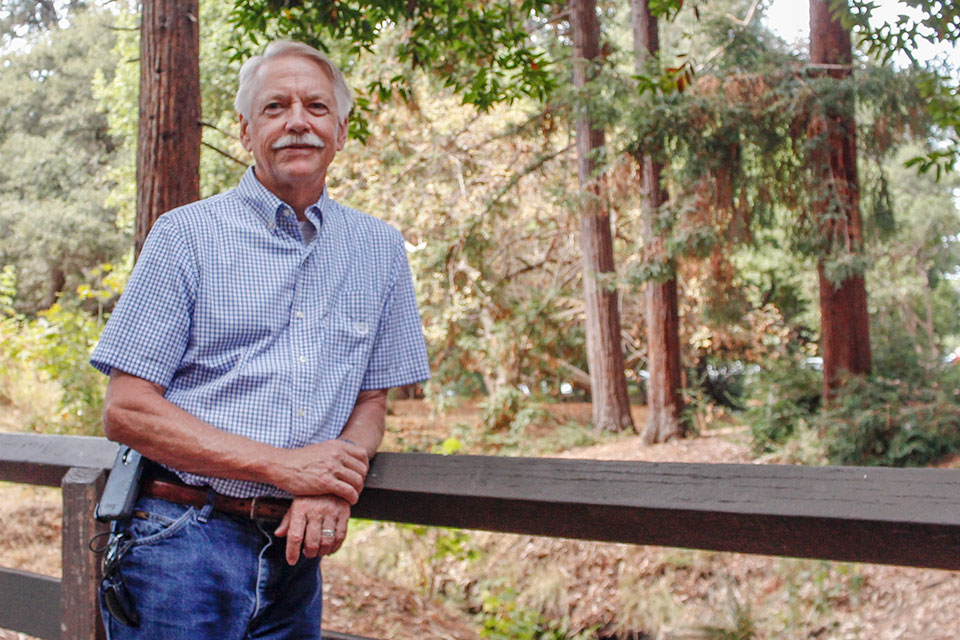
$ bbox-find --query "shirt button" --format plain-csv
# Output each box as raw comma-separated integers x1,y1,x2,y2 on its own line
268,221,275,230
296,311,304,319
353,320,369,336
298,355,306,364
297,409,306,418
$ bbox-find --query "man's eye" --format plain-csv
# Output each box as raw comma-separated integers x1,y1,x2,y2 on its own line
264,102,283,112
310,103,329,112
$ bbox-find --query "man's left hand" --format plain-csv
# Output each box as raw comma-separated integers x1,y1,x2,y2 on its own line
275,495,350,565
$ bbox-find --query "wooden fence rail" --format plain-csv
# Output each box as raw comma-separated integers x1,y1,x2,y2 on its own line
2,432,960,638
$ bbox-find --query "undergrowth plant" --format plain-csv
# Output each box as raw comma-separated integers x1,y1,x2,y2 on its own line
746,359,960,467
819,373,960,467
695,589,756,640
743,360,822,454
475,582,594,640
772,559,864,637
0,263,127,435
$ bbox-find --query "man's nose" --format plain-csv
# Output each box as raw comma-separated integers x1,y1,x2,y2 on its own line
284,103,309,131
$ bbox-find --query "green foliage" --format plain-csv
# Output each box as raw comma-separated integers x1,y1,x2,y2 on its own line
864,145,960,380
481,386,528,432
841,0,960,177
627,51,939,281
477,583,592,640
819,373,960,467
25,301,108,434
773,559,864,635
344,521,482,598
0,5,127,312
0,263,127,435
429,527,480,565
332,70,590,401
747,361,960,468
0,0,87,42
229,0,557,138
844,0,959,62
0,265,16,314
743,359,822,454
435,436,464,455
476,387,574,453
648,0,691,21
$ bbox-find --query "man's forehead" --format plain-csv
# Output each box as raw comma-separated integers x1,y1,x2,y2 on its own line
254,54,334,89
257,86,334,102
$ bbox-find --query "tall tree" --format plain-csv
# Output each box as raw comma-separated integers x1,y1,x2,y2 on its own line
136,0,202,253
809,0,871,397
570,0,634,432
631,0,685,443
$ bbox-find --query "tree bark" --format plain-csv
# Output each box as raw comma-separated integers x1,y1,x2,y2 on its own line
632,0,685,443
570,0,634,432
809,0,871,398
41,264,66,310
136,0,201,256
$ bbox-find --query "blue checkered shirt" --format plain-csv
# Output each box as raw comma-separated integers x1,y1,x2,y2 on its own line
91,168,430,498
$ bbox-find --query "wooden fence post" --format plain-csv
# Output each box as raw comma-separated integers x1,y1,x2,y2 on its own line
61,467,108,640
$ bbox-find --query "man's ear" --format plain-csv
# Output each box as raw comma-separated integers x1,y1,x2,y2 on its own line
239,115,252,152
336,118,348,151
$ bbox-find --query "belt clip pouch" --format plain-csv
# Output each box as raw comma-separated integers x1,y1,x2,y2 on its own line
96,446,145,522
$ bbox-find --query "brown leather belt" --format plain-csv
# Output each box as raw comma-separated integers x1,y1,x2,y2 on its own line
140,479,291,522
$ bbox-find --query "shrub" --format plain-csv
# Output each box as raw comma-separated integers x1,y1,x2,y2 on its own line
817,373,960,467
743,361,822,454
0,263,126,435
746,358,960,467
476,583,592,640
481,387,527,433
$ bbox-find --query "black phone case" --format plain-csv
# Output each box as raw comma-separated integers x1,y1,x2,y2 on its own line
96,446,144,522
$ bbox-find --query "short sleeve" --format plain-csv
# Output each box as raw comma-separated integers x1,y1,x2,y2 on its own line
360,238,430,390
90,216,197,388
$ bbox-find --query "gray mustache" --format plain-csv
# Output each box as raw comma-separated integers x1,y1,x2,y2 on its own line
272,134,326,150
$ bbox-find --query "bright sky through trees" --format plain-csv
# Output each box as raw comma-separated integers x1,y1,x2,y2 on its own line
764,0,958,64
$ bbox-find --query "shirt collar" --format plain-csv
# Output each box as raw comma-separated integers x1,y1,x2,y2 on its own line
235,166,326,230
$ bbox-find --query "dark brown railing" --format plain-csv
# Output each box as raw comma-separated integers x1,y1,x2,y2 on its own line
3,432,960,638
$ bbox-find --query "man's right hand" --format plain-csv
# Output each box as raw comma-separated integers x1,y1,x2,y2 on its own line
275,439,369,504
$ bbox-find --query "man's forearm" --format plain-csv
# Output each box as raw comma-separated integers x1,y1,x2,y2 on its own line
338,388,388,460
103,369,368,502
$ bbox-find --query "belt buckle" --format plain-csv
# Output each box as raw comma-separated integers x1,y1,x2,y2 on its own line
249,496,259,520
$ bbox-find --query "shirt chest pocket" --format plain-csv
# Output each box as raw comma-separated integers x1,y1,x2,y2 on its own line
325,289,376,366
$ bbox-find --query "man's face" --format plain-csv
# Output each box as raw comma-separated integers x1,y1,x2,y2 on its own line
239,54,348,197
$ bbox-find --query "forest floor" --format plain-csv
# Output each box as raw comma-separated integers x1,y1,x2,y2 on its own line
2,399,960,639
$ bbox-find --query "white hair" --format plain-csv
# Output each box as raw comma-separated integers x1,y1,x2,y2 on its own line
235,40,353,122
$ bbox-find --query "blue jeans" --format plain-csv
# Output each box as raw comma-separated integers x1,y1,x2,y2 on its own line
100,495,323,639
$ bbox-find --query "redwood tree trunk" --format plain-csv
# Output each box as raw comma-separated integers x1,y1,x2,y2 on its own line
632,0,685,443
570,0,634,432
809,0,871,397
136,0,201,256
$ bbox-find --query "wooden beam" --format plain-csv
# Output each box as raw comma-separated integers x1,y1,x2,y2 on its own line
0,568,60,639
0,434,116,486
354,453,960,569
4,435,960,568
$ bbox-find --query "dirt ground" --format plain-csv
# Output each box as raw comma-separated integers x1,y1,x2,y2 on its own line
2,400,959,639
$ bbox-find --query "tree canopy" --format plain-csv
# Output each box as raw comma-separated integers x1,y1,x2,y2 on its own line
0,0,958,440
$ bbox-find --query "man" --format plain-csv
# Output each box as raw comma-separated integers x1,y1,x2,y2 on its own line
90,39,430,639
